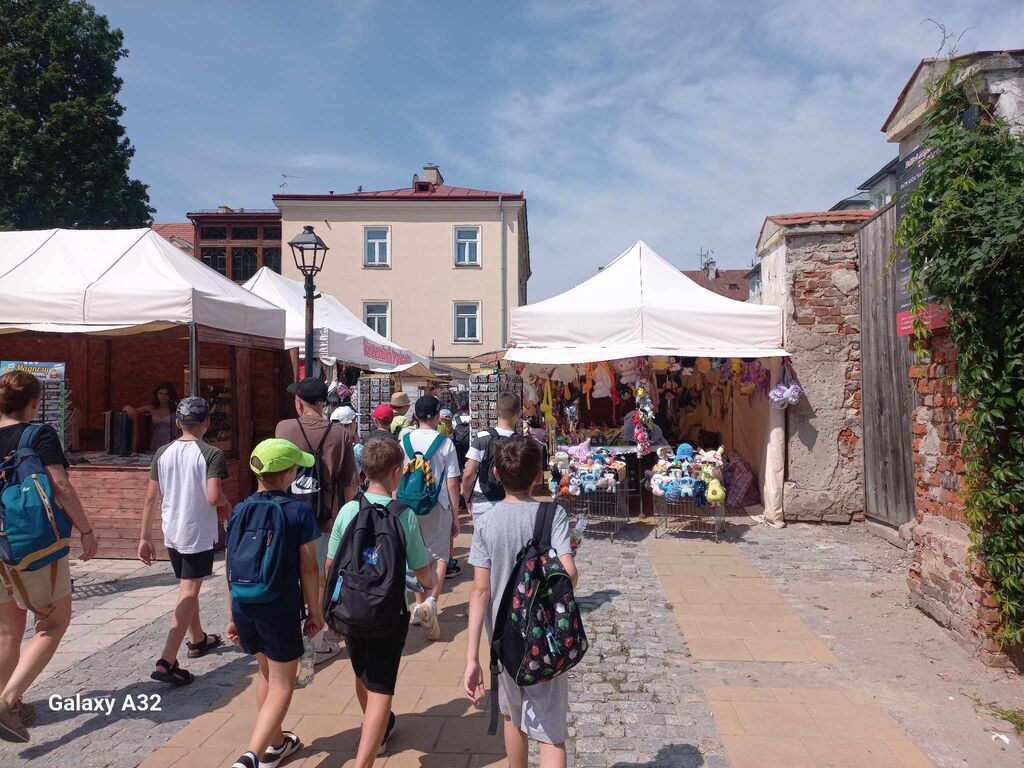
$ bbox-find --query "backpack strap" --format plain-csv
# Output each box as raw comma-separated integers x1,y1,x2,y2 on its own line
531,501,555,548
402,433,416,460
0,560,57,622
423,433,448,461
18,424,42,452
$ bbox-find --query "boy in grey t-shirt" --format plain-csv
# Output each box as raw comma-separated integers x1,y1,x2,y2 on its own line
465,435,577,768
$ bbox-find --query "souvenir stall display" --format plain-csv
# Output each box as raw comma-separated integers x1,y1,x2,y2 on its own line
352,375,393,437
0,361,73,448
469,371,523,432
649,443,728,541
548,445,631,541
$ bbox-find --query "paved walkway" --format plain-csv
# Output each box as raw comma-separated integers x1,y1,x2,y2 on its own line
3,515,1022,767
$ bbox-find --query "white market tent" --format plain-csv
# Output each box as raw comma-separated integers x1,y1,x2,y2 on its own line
0,228,285,340
242,267,430,373
505,239,787,525
505,240,785,364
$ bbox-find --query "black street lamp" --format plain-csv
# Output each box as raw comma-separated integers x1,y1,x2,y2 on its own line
287,225,329,376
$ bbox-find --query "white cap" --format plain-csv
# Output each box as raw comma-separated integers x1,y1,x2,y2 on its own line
330,405,357,424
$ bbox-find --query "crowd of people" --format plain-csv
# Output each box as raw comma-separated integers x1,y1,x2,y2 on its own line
0,370,579,768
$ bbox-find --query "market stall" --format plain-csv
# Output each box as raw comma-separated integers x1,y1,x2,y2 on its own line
0,228,288,558
505,240,789,528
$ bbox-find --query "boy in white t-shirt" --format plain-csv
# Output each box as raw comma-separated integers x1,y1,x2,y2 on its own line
399,396,461,641
139,397,231,685
460,393,522,518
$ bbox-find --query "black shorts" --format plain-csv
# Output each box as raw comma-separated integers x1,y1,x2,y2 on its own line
232,608,305,663
344,622,409,695
167,548,215,580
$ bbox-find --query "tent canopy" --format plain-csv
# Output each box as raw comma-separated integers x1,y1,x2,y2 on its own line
243,267,428,372
506,240,786,364
0,228,286,340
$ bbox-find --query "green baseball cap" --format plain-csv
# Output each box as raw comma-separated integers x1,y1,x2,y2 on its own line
249,438,315,475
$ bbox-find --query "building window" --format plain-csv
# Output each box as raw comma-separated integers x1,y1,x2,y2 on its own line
455,227,480,266
363,301,390,339
232,247,258,281
454,301,481,342
201,247,226,275
263,226,281,241
364,227,390,267
263,247,281,273
200,226,226,241
231,226,258,240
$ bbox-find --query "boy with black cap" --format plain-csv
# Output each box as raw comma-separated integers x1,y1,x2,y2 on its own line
225,438,323,768
276,377,357,663
398,395,461,640
139,396,229,686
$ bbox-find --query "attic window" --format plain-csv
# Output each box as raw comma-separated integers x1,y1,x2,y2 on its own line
728,283,739,289
415,181,431,192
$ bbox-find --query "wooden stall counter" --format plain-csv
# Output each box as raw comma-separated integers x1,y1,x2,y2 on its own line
68,455,242,560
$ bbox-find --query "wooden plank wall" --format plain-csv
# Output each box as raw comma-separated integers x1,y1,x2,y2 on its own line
858,204,916,527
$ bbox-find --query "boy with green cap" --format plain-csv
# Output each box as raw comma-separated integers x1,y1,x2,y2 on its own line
225,439,324,768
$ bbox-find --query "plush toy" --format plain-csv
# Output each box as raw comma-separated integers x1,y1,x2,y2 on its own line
706,477,726,505
558,475,572,498
697,446,724,465
650,473,669,497
665,481,683,504
678,476,696,497
675,443,694,462
540,379,555,427
693,478,708,507
569,476,582,496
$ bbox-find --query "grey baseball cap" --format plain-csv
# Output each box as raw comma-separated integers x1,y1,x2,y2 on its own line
176,396,210,426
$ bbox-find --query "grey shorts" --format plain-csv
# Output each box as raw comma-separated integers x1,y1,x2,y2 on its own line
417,503,452,563
498,670,569,745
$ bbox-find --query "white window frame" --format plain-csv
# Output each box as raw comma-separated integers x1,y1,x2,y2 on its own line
363,226,391,267
453,300,481,343
453,225,481,267
363,300,391,339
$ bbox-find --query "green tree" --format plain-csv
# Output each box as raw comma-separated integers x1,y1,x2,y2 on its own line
0,0,153,229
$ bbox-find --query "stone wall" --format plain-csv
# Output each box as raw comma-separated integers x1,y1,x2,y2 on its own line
781,228,864,522
901,328,1011,665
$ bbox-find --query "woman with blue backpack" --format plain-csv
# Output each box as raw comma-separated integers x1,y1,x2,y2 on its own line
0,370,97,743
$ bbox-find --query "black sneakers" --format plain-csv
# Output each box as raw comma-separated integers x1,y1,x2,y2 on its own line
379,712,397,755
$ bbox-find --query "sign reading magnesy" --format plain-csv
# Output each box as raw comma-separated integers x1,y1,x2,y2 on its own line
894,144,948,336
362,339,412,367
0,361,66,381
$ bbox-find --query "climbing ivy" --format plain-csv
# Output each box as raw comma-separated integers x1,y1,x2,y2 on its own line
897,61,1024,647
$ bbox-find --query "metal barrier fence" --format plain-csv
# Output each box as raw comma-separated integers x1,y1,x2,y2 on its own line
569,487,632,542
653,497,723,541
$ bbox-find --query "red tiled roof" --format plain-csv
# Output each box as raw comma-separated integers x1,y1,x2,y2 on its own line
767,210,875,227
274,183,522,202
150,222,194,246
682,269,750,300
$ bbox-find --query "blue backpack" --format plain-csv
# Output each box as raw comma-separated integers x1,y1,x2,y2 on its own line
226,495,289,604
396,433,448,516
0,424,72,573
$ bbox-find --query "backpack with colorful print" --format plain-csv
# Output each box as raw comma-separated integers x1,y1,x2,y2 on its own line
396,433,447,516
487,502,588,735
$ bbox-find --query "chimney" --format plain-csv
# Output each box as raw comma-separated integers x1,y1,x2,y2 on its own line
422,164,443,185
704,259,718,280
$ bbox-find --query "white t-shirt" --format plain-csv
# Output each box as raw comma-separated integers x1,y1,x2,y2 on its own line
399,427,461,511
466,427,517,494
150,438,227,554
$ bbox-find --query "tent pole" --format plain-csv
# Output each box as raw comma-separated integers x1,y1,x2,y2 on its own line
189,322,199,396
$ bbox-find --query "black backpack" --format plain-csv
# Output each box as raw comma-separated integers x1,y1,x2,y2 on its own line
477,429,508,502
322,493,408,639
290,420,335,526
453,418,472,470
488,502,588,735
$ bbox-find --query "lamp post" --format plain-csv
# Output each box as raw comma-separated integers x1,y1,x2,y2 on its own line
287,225,329,377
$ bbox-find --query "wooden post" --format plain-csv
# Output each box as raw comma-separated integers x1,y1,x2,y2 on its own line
234,346,253,495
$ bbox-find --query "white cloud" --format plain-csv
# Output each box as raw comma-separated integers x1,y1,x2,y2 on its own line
477,0,1024,299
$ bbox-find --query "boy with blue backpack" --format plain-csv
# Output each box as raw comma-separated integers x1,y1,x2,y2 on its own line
396,395,461,641
224,439,323,768
323,437,435,766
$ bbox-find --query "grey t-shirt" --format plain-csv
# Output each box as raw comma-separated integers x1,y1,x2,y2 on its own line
468,500,572,629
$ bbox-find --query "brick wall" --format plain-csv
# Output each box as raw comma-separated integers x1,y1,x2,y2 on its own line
903,328,1011,666
780,229,864,522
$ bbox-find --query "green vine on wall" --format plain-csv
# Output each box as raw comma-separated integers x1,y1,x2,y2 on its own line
896,61,1024,647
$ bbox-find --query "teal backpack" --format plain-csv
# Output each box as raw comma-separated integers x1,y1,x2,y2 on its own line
226,495,288,604
396,433,448,516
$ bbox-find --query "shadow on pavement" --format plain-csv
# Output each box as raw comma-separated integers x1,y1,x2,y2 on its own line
612,743,705,767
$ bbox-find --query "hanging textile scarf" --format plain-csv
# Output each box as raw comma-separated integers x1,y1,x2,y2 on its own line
539,378,555,428
583,363,595,408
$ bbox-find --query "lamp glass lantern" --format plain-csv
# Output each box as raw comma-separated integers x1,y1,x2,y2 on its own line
288,225,329,275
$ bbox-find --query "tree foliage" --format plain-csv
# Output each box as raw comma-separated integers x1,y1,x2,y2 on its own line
897,61,1024,647
0,0,153,229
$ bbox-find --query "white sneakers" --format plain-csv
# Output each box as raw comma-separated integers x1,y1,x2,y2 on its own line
314,639,342,665
418,597,441,641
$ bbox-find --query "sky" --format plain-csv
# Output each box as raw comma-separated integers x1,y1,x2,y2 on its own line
93,0,1024,300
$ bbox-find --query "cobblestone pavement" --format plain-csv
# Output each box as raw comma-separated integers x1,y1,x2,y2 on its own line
568,527,727,768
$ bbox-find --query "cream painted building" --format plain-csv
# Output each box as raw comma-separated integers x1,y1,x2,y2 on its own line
274,165,529,365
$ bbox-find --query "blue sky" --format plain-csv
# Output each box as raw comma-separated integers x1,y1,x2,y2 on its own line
94,0,1024,300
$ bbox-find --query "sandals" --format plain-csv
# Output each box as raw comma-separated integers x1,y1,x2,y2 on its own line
186,632,223,658
150,658,194,686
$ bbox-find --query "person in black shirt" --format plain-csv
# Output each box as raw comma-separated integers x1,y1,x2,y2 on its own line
0,370,97,743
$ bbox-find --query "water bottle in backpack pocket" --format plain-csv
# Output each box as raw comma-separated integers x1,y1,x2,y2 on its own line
227,497,288,604
323,494,408,639
0,424,72,572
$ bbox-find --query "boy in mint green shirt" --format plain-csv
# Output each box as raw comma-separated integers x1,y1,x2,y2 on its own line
325,437,434,765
